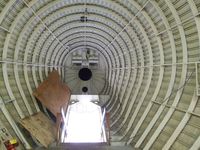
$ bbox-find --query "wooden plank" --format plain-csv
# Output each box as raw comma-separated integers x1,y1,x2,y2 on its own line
20,112,56,148
33,70,71,116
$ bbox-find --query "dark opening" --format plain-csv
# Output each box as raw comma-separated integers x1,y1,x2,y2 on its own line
78,68,92,81
82,87,88,93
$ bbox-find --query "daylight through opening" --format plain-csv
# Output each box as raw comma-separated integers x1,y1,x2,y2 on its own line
61,95,107,143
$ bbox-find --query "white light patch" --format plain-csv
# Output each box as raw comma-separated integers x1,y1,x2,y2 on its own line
64,95,105,143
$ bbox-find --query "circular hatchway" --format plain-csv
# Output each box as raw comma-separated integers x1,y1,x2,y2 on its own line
78,68,92,81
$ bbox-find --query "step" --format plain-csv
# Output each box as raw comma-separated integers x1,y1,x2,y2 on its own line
34,143,133,150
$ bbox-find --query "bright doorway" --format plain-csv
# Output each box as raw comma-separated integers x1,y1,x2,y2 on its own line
61,95,106,143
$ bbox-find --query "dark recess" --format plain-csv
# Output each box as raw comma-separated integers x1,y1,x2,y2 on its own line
82,87,88,93
79,68,92,81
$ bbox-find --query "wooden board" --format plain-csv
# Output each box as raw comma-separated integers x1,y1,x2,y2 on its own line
33,70,71,116
20,112,56,148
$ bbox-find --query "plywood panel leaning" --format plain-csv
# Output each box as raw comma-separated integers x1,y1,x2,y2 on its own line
20,112,56,148
33,70,71,116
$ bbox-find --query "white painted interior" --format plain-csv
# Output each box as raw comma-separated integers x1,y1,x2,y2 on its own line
0,0,199,149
